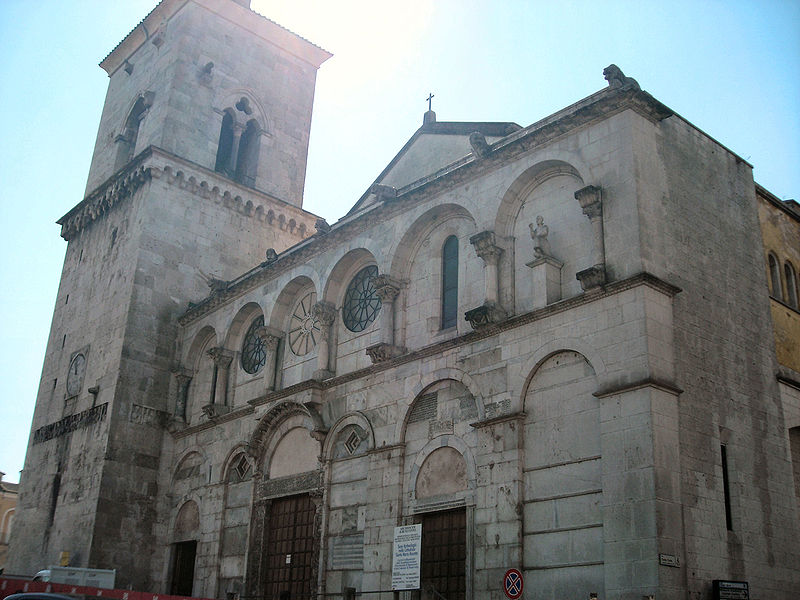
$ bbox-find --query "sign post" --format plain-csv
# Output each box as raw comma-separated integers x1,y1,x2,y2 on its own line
503,569,524,599
391,524,422,590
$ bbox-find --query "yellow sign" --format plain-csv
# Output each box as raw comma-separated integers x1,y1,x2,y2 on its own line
59,551,70,566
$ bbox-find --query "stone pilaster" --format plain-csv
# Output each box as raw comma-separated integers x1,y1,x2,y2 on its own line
574,185,606,290
172,369,192,422
204,347,233,417
367,274,405,363
312,301,336,380
255,325,282,390
467,230,507,329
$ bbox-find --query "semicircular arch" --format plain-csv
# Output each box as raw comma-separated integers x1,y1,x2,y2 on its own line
389,203,477,280
495,159,585,239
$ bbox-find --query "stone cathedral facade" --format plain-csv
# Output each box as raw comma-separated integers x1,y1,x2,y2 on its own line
8,1,800,599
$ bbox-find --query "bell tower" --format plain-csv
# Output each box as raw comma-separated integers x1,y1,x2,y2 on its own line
9,0,329,589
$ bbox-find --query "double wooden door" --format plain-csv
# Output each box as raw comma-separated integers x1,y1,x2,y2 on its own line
263,494,316,599
421,509,466,600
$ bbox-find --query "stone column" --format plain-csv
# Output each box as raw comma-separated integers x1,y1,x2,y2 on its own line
206,347,233,415
172,370,192,422
574,185,606,290
466,230,507,329
255,325,282,391
312,301,336,380
229,123,244,176
366,275,405,363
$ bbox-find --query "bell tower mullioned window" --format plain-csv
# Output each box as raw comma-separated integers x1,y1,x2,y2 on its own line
215,100,262,189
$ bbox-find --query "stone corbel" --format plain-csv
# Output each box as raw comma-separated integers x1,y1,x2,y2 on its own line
312,301,337,380
255,325,282,391
367,274,406,363
467,230,507,329
574,185,606,290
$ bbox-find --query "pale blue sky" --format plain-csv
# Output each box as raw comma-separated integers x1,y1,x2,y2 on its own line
0,0,798,481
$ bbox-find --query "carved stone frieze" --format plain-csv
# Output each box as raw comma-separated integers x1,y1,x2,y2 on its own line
258,470,323,500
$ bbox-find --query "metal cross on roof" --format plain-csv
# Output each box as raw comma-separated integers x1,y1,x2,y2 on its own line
426,92,434,111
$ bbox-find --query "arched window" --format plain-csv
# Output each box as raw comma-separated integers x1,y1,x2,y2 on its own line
768,253,783,300
235,119,260,187
115,95,149,170
214,111,235,177
214,100,261,188
785,261,798,309
441,236,458,329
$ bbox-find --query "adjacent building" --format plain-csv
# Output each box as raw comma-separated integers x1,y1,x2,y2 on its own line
8,1,800,598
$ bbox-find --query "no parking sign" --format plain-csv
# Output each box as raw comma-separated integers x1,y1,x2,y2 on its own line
503,568,524,599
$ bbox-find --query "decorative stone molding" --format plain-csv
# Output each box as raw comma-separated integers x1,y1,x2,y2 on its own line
155,164,311,239
58,165,151,240
464,302,507,329
370,183,398,202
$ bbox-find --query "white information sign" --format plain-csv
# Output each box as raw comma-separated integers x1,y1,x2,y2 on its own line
391,524,422,590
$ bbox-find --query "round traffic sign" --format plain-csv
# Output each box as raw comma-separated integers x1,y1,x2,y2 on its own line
503,568,524,599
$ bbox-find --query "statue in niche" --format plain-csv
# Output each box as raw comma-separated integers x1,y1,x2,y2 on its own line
529,215,552,259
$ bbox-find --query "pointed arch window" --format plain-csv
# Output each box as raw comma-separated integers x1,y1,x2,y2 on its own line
441,236,459,329
785,261,798,309
768,253,783,300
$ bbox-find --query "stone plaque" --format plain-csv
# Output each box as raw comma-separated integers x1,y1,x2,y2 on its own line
329,533,364,570
658,553,680,568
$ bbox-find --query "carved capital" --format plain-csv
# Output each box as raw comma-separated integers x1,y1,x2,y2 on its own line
371,274,403,303
470,230,503,264
207,347,233,369
464,302,507,330
576,265,607,291
254,326,281,350
311,301,337,328
366,342,407,364
201,403,230,419
575,185,603,220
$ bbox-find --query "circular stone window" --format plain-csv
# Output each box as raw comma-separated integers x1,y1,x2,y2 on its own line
342,265,381,332
241,315,266,374
288,291,320,356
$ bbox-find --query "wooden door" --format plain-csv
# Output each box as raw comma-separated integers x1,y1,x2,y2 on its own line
421,509,466,600
170,540,197,596
263,495,316,599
